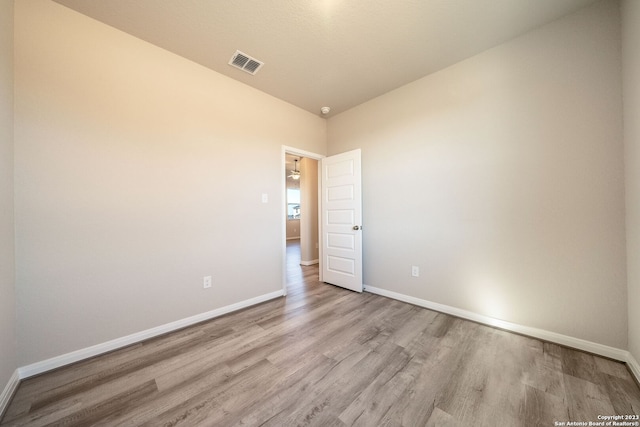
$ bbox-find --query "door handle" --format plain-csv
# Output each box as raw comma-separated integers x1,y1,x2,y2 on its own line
353,225,361,231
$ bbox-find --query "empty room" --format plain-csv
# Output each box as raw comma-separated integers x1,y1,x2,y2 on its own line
1,0,640,425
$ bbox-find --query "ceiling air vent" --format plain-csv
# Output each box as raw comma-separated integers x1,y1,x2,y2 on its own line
228,50,264,75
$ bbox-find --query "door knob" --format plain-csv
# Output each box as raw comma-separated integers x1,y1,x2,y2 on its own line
353,225,360,230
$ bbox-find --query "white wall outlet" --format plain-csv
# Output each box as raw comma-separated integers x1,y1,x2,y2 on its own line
411,266,419,277
203,276,212,289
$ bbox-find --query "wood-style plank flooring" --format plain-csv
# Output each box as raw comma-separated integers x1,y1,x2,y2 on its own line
2,240,639,426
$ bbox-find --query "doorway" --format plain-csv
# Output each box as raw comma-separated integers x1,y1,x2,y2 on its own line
282,146,324,295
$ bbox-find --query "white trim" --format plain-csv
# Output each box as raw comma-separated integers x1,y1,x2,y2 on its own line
300,259,319,266
0,370,20,418
317,163,323,283
282,146,326,161
17,290,284,380
363,285,629,362
627,352,640,384
4,286,638,410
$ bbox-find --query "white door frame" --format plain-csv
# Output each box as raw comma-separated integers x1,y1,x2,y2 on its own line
281,146,325,296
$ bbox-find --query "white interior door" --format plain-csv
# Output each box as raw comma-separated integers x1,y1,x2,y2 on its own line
321,149,362,292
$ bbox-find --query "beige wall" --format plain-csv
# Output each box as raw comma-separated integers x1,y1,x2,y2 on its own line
286,219,300,239
622,0,640,364
300,158,319,263
328,0,627,348
0,0,16,389
14,0,326,365
6,0,636,374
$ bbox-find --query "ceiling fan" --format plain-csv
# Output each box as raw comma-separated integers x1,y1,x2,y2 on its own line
288,158,301,180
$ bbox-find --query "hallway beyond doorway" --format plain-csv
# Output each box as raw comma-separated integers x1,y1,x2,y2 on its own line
286,239,318,294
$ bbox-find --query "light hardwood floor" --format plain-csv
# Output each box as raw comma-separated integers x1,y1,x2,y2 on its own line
2,240,639,426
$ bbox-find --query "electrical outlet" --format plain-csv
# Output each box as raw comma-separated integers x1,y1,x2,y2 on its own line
411,266,419,277
203,276,212,289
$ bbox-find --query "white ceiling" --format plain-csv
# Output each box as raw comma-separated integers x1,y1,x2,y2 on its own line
53,0,599,117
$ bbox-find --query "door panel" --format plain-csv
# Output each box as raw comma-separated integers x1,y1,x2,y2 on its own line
321,149,362,292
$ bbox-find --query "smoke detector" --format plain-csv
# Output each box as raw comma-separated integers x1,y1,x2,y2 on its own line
228,50,264,75
320,107,331,115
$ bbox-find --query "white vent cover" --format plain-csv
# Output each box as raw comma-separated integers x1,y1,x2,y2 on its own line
228,50,264,75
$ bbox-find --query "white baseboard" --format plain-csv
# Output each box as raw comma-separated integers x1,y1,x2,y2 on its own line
17,289,284,380
300,259,319,266
0,370,19,419
363,285,629,363
5,284,639,408
627,352,640,384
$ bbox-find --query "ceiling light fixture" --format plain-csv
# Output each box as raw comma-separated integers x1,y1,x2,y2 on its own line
321,106,331,115
288,159,301,180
